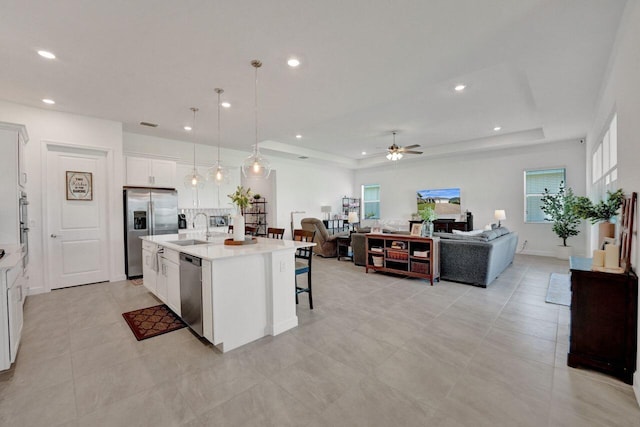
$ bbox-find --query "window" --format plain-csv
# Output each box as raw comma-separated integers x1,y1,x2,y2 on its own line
524,168,566,223
362,184,380,220
592,114,617,190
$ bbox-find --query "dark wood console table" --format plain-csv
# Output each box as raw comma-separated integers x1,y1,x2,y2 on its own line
409,219,471,233
568,256,638,384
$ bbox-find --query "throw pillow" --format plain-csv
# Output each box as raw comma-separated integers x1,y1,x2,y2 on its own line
452,229,484,236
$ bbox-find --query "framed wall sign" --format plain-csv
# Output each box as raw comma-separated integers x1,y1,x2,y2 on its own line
66,171,93,201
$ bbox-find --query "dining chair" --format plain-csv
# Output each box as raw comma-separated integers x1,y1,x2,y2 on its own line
293,229,315,309
267,227,285,239
245,225,257,236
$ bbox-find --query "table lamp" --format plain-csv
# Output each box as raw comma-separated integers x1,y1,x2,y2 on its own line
348,211,359,225
321,205,332,220
494,210,506,227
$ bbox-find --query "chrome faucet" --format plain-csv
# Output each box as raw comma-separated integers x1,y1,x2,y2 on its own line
193,212,211,239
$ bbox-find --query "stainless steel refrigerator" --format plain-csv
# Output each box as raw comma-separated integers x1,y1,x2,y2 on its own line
124,187,178,278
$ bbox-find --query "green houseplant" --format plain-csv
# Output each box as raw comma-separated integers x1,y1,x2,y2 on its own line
540,181,581,258
573,189,625,223
573,188,624,247
418,206,438,237
228,186,253,210
228,186,252,241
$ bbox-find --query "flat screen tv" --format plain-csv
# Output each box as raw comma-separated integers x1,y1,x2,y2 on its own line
416,188,461,217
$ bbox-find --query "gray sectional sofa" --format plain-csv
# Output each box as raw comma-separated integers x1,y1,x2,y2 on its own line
435,228,518,287
351,227,517,287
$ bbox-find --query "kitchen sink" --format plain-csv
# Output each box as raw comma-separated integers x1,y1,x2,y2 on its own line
166,239,209,246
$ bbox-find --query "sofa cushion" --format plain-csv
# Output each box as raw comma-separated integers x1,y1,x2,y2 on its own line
452,229,484,236
435,227,511,242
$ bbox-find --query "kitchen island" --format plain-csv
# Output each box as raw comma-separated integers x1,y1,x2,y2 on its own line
140,232,314,352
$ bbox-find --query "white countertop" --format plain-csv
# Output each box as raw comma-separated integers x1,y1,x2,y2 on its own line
0,245,23,270
142,232,314,261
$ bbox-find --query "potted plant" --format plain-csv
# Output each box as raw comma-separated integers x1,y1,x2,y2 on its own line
228,186,252,241
540,181,581,259
418,206,438,237
573,188,624,247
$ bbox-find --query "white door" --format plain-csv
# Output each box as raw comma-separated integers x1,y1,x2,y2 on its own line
46,146,110,289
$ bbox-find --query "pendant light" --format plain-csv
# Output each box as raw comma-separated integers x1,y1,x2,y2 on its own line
183,107,205,189
208,88,228,185
241,60,271,179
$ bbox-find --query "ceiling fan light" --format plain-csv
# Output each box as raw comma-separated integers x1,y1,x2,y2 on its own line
386,153,393,160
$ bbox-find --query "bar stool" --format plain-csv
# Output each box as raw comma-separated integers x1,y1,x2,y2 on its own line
267,227,285,239
293,229,315,309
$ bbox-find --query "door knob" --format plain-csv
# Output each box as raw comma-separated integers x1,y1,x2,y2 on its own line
50,234,58,238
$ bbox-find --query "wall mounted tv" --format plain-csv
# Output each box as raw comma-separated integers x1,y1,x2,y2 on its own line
416,188,461,217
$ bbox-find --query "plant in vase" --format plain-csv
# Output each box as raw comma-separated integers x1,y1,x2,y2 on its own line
540,181,581,259
572,188,624,247
418,206,438,237
228,186,252,241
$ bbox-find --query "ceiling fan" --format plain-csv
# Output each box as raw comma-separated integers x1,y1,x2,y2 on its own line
386,131,422,161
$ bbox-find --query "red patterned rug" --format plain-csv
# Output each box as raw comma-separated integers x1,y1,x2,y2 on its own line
122,304,186,341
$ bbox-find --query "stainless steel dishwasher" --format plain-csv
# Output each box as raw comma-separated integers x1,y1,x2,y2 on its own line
179,253,203,336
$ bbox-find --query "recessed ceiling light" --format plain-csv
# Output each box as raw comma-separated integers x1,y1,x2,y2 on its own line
184,126,192,131
287,58,300,67
295,134,302,139
493,126,502,131
221,102,231,108
42,98,55,104
361,151,367,155
37,50,56,59
454,84,466,91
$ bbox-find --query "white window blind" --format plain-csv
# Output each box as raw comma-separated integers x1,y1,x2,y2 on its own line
524,168,566,223
362,184,380,220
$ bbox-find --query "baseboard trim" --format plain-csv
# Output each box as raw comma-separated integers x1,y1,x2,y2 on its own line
634,372,639,406
520,249,554,257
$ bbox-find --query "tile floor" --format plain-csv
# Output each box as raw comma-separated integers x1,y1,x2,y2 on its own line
1,254,640,426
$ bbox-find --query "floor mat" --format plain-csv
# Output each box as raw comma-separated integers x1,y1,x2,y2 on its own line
122,304,186,341
546,273,571,306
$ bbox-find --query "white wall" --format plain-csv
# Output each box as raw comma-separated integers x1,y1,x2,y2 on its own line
124,132,355,238
586,0,640,399
0,100,124,294
355,140,587,257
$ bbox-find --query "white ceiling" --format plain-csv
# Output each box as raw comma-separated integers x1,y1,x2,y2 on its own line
0,0,627,167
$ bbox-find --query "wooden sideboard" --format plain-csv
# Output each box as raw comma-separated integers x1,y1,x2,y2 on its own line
568,256,638,384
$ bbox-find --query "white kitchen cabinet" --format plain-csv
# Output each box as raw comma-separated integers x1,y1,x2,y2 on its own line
126,156,176,188
155,248,180,314
142,244,158,294
1,250,25,371
0,123,28,246
163,249,181,316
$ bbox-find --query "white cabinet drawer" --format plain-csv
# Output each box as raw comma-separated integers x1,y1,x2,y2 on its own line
142,240,158,252
161,248,180,264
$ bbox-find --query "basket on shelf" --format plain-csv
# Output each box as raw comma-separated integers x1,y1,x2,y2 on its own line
372,256,384,267
386,250,408,261
411,262,428,274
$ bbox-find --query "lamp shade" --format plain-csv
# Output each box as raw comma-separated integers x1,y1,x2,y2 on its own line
348,211,359,224
494,210,506,221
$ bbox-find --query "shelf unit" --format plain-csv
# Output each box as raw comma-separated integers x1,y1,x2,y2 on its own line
365,234,440,284
342,197,360,216
242,198,267,236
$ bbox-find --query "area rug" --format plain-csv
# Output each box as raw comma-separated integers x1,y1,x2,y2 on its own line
122,304,186,341
129,278,144,286
546,273,571,307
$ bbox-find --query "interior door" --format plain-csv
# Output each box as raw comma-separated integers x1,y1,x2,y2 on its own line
46,146,110,289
